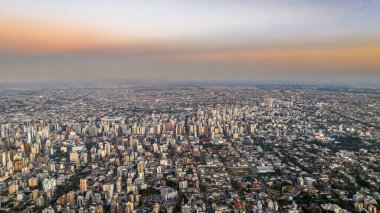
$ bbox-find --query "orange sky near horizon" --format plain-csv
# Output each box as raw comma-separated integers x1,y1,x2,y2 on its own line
0,18,131,53
1,17,380,72
1,0,380,84
154,44,380,71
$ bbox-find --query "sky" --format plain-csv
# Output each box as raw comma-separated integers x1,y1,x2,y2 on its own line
1,0,380,86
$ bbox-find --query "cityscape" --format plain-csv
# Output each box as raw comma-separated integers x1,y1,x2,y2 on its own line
0,86,379,212
1,0,380,212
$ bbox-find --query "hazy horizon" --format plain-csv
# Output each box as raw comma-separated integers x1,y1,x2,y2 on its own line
1,0,380,85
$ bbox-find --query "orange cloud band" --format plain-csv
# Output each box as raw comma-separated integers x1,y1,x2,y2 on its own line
0,17,140,53
154,44,380,70
1,17,379,71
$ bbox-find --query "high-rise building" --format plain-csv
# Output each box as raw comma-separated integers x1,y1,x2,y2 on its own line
105,142,111,156
137,161,145,175
153,203,160,213
28,177,38,188
80,178,87,194
182,204,191,213
36,195,45,207
179,180,188,190
70,151,79,162
66,191,75,204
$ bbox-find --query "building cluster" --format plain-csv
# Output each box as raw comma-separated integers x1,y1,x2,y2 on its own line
0,87,379,212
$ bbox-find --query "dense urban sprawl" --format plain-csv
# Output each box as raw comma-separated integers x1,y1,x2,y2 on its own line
0,87,379,213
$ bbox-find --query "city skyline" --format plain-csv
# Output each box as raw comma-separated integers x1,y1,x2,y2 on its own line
1,2,380,212
1,0,380,85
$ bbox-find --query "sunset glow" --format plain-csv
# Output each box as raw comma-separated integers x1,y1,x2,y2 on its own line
1,0,379,85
